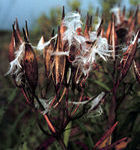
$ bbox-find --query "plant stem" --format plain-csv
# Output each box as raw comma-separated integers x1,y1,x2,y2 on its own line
58,138,67,150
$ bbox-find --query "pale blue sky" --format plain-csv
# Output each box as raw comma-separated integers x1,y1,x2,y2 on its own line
0,0,130,30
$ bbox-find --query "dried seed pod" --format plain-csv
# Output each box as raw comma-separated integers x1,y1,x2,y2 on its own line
24,43,38,93
133,60,140,84
15,18,23,43
89,16,93,31
119,30,140,82
22,28,28,43
60,7,66,46
97,18,104,37
45,31,55,78
111,14,117,60
107,14,117,60
25,20,29,41
106,21,112,41
9,25,15,62
62,6,65,20
53,27,66,86
84,13,89,38
9,21,22,62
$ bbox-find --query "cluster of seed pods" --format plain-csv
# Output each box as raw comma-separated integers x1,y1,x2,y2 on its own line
7,6,140,149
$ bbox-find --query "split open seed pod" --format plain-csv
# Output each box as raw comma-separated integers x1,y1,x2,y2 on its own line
23,29,38,93
9,19,22,62
52,27,66,87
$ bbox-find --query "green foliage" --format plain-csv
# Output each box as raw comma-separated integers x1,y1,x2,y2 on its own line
33,7,61,41
130,0,140,6
99,0,121,23
64,122,72,147
67,0,81,11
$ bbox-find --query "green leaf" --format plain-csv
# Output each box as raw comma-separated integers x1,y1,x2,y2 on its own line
64,122,72,147
8,89,18,104
94,80,110,91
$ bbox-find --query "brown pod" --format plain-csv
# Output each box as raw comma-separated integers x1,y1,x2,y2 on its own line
15,18,23,43
24,43,38,93
9,22,22,62
9,25,15,62
89,16,93,31
53,27,66,86
97,18,104,37
60,7,66,47
119,30,140,82
107,14,117,60
106,21,112,41
24,20,29,42
111,14,117,60
84,13,89,38
45,33,55,78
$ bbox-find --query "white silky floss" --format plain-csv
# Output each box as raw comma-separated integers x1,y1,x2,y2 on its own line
63,12,83,47
6,42,25,76
68,92,105,113
110,6,121,25
35,34,58,51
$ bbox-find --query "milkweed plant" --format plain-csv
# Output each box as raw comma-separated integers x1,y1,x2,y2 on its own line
6,6,140,150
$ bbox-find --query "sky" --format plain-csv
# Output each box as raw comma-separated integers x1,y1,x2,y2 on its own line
0,0,131,30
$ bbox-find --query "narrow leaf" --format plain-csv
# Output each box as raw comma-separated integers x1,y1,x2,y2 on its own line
64,122,72,147
94,80,110,91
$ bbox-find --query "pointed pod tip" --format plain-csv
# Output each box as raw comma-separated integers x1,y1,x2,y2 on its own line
16,18,18,24
90,16,92,24
56,26,61,49
51,29,55,37
12,24,15,31
57,26,60,36
86,12,89,25
22,28,28,42
15,18,20,31
62,6,65,19
25,20,29,39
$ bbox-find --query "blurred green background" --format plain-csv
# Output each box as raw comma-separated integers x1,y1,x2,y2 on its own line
0,0,140,149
